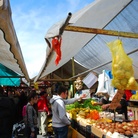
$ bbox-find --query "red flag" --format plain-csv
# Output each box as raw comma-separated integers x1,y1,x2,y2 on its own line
52,37,62,65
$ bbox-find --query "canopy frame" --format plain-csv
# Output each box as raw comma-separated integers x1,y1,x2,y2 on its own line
65,26,138,39
35,26,138,82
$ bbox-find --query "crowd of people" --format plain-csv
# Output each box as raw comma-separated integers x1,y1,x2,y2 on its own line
0,85,86,138
0,87,29,138
21,89,51,138
0,87,51,138
0,85,130,138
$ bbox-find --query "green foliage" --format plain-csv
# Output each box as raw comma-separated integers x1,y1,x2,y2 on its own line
66,101,83,110
82,99,102,111
66,99,102,111
66,104,75,110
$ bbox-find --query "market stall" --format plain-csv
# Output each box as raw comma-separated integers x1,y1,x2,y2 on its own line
65,96,138,138
33,0,138,137
34,0,133,82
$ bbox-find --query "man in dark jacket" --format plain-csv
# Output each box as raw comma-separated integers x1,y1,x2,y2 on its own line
0,87,15,138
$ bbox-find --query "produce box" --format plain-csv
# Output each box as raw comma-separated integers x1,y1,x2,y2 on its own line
73,121,92,138
91,126,106,138
68,126,85,138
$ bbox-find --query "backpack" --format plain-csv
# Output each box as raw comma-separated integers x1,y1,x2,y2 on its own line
23,104,37,125
22,105,27,117
22,105,27,124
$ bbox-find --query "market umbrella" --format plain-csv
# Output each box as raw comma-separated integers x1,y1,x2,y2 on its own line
34,0,132,82
0,63,20,86
0,0,30,83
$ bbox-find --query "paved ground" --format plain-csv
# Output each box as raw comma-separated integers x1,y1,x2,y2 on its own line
37,134,55,138
37,134,44,138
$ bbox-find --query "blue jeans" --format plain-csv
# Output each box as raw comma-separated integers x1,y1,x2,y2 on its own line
53,126,68,138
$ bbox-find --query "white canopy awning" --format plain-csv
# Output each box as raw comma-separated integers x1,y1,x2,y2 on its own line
0,0,30,83
34,0,132,82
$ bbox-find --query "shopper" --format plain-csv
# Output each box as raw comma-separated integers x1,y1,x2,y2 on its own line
50,85,86,138
37,91,50,137
25,91,38,138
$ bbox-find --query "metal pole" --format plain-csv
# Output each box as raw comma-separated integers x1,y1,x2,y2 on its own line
72,57,75,96
59,12,72,36
65,26,138,39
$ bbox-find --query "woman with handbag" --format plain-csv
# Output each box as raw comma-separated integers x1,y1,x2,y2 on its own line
25,91,38,138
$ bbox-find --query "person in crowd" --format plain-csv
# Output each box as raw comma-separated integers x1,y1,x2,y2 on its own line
25,91,38,138
93,92,110,106
20,90,28,124
0,87,15,138
8,90,14,98
50,85,86,138
74,77,84,99
124,90,132,101
19,90,28,121
37,91,50,137
102,94,128,120
12,89,21,123
17,90,27,122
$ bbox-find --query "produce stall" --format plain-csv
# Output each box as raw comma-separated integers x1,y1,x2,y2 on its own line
31,0,138,137
66,98,138,138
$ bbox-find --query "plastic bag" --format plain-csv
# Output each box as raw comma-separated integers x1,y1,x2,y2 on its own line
96,72,108,93
107,39,138,90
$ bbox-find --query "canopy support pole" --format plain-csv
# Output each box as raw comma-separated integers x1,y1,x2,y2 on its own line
65,26,138,39
72,57,75,77
36,78,75,82
71,57,75,96
59,12,72,36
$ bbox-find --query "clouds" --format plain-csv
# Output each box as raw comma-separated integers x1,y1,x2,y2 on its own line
10,0,93,79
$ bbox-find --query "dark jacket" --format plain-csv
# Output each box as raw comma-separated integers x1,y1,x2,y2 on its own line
0,96,15,138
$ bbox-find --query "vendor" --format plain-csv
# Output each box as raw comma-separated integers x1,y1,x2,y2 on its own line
102,94,128,120
74,77,83,98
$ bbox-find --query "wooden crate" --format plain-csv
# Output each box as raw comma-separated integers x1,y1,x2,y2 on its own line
128,106,138,120
68,126,85,138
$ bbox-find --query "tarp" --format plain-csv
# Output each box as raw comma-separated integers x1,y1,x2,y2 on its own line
74,0,138,79
0,63,20,86
34,0,132,82
0,0,30,84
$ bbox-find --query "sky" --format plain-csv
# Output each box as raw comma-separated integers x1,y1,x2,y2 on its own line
10,0,93,79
